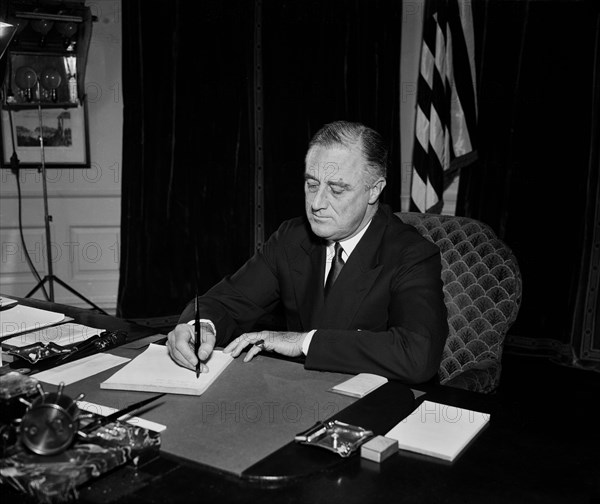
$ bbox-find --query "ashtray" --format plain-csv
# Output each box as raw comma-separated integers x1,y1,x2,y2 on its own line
294,420,374,457
5,342,71,364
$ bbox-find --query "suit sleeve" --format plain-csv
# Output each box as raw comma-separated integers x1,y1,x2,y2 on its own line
178,222,287,346
304,241,448,384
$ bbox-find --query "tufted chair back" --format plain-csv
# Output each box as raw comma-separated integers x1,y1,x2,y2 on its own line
396,212,522,393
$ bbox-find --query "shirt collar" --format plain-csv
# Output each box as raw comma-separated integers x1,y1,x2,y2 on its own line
327,219,372,259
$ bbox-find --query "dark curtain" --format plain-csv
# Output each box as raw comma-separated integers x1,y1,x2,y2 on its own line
117,0,404,319
118,1,255,318
262,0,403,234
456,0,600,364
570,9,600,365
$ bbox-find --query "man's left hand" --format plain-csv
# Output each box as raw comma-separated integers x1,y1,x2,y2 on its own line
223,331,307,362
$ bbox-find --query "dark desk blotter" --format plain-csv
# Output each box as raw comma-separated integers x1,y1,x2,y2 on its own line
0,421,160,504
68,350,414,478
242,380,415,479
77,351,359,476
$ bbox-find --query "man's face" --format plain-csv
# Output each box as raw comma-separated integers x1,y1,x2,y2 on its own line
304,145,384,242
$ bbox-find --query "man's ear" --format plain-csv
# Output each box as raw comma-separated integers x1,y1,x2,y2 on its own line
368,178,387,204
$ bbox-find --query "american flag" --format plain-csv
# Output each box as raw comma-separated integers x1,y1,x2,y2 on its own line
410,0,478,214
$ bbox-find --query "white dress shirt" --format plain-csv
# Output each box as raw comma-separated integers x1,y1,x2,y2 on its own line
302,220,372,355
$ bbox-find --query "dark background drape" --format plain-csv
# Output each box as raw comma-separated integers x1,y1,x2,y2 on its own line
261,0,403,232
117,0,403,319
118,0,599,368
456,0,600,364
118,1,255,318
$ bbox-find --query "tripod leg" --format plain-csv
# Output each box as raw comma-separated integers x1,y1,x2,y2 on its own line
50,276,110,316
25,276,51,301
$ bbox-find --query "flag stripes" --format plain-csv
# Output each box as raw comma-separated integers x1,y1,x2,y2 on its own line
410,0,477,214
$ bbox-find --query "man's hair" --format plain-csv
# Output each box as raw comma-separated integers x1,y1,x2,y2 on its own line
307,120,388,184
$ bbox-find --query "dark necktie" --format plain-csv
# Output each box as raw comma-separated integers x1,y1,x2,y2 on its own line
324,242,345,297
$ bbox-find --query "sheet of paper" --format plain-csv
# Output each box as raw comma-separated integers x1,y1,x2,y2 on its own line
1,323,101,348
0,297,18,309
385,400,490,462
77,400,167,433
0,304,66,339
330,373,388,398
101,343,233,396
35,353,130,386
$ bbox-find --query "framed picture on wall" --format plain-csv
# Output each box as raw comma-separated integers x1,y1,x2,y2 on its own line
0,101,90,168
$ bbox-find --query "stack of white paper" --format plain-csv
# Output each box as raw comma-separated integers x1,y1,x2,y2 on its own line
385,400,490,462
330,373,388,398
0,304,66,339
2,323,100,348
101,343,234,396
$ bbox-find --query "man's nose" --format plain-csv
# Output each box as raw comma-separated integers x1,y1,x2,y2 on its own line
310,186,329,211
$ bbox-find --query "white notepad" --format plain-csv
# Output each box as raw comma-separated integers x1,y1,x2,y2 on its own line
77,400,167,433
1,323,100,348
0,304,66,338
36,353,131,386
385,400,490,462
101,343,234,396
330,373,388,398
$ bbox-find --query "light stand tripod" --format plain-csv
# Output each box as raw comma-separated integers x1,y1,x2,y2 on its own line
22,81,108,315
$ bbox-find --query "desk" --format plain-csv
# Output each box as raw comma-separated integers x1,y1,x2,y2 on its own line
2,297,599,503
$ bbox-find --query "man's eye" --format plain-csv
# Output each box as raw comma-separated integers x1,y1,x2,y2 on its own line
306,182,319,192
330,186,344,195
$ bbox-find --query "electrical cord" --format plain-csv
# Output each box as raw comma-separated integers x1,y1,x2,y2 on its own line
7,107,49,300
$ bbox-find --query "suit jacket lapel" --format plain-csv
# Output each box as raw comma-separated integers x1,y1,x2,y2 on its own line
288,205,390,330
289,234,326,329
319,207,388,329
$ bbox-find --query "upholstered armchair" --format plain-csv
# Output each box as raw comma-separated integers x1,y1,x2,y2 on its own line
396,213,522,394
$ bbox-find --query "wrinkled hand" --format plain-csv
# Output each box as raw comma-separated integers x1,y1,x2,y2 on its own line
224,331,307,362
166,322,216,373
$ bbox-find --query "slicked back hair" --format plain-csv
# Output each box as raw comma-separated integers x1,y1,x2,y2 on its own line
307,120,388,185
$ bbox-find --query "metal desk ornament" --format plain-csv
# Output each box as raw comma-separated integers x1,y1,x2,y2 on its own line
0,372,164,456
295,420,374,457
18,381,85,455
4,329,128,366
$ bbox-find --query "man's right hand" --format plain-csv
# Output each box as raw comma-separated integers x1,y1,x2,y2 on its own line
166,322,216,372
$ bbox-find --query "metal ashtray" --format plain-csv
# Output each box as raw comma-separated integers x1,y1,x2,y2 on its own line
294,420,374,457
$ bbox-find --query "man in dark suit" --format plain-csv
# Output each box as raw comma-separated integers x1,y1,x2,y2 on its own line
167,121,448,384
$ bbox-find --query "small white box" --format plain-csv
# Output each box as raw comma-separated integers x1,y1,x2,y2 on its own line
360,435,398,463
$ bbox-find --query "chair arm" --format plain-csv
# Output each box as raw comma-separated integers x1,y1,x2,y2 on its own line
441,361,502,394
